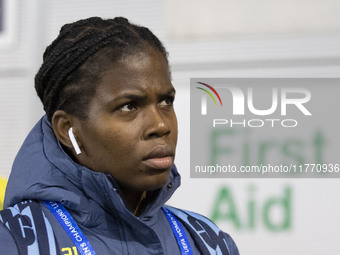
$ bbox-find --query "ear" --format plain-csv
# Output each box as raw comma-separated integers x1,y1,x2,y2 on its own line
51,110,80,151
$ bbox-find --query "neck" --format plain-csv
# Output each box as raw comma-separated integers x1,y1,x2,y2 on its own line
121,189,147,216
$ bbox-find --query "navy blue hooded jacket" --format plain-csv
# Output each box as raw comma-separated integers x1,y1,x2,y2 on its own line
0,116,239,255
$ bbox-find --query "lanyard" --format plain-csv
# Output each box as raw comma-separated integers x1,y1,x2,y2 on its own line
43,201,96,255
162,207,194,255
44,201,193,255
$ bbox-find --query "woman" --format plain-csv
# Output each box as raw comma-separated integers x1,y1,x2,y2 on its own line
0,17,239,255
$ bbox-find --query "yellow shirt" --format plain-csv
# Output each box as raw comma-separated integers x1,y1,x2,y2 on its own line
0,177,7,210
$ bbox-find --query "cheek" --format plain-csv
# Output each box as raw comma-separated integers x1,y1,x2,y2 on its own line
88,131,140,173
99,126,141,157
171,115,178,141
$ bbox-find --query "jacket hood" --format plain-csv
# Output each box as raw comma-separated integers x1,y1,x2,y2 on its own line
4,116,181,226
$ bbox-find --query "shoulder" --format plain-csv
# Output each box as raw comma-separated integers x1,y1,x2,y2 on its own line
165,205,239,255
0,200,58,254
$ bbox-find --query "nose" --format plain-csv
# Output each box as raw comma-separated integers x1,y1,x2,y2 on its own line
143,106,171,139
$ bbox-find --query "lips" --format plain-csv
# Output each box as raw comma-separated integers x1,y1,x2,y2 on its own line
142,146,174,170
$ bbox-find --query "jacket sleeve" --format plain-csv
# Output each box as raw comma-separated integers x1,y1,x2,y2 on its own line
0,201,60,255
223,231,240,255
165,205,240,255
0,222,20,255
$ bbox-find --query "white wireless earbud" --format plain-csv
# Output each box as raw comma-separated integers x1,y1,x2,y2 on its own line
68,127,81,155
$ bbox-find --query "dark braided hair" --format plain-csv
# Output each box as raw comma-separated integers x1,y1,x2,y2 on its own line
35,17,169,121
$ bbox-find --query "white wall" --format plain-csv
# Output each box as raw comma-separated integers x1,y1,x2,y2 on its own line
1,1,340,254
166,0,340,38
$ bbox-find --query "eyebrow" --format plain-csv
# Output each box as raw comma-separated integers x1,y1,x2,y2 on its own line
114,88,176,102
159,88,176,98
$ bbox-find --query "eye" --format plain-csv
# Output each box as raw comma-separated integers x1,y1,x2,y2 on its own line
159,96,175,107
119,103,139,112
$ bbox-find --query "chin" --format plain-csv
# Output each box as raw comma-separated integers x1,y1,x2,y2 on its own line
142,170,171,191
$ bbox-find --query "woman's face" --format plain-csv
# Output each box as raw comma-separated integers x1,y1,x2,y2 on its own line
75,49,178,192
